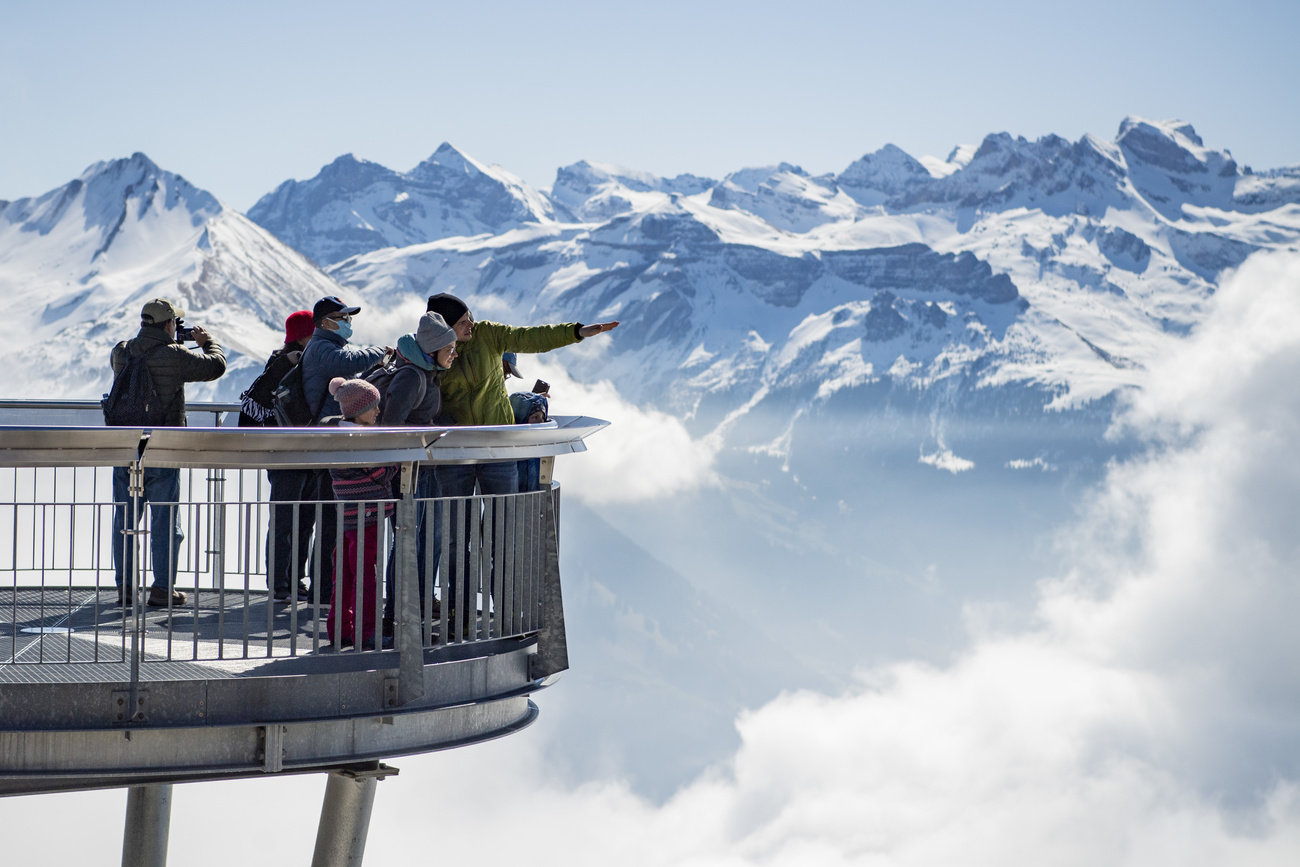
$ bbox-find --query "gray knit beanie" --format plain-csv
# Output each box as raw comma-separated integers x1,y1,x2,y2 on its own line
415,312,456,355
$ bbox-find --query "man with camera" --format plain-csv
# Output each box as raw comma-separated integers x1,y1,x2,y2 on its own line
109,297,226,606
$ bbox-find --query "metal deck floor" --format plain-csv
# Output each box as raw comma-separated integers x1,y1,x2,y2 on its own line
0,586,374,682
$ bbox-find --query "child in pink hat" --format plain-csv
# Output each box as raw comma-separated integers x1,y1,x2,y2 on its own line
325,377,393,648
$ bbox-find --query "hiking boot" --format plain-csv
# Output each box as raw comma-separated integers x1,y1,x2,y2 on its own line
147,587,187,607
273,582,311,604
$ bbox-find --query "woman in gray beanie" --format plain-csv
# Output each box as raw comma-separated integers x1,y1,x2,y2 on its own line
377,312,457,426
374,311,458,629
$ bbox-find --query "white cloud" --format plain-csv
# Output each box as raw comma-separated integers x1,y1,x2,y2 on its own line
520,357,719,504
361,250,1300,865
14,253,1300,866
918,447,974,473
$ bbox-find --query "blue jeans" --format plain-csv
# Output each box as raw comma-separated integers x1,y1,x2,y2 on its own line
112,466,184,591
436,462,517,625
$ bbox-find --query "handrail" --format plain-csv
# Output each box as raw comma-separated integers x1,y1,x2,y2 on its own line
0,412,610,468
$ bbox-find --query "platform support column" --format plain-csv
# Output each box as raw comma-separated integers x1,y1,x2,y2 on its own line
312,764,398,867
122,783,172,867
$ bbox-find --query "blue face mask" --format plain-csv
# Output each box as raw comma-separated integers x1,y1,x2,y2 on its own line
333,320,353,341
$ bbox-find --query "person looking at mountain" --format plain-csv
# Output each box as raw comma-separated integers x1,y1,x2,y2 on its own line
425,291,616,630
425,290,617,492
374,311,458,630
238,309,317,602
109,297,226,607
298,295,391,603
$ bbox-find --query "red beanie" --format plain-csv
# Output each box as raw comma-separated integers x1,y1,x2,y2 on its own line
284,310,314,344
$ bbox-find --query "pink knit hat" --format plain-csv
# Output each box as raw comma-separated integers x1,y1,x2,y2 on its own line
328,377,380,419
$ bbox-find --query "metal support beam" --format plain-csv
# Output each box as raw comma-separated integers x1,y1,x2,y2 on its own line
122,783,172,867
311,764,397,867
394,462,424,705
530,489,569,679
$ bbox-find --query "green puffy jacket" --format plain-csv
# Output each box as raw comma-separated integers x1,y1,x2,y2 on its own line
440,321,580,425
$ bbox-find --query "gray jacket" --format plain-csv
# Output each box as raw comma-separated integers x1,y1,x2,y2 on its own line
301,327,387,420
110,326,227,426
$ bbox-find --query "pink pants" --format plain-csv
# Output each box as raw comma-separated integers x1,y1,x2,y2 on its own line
327,522,379,645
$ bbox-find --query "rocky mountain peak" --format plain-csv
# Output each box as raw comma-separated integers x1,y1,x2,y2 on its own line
1116,117,1239,217
838,144,933,204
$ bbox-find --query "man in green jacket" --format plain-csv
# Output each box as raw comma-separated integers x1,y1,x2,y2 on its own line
425,292,617,630
427,291,618,434
427,293,618,430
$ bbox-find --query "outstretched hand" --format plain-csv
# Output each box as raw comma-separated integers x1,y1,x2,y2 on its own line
579,321,620,339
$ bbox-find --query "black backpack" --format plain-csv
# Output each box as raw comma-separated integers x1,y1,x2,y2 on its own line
102,344,173,427
239,349,296,427
364,361,403,399
271,361,316,427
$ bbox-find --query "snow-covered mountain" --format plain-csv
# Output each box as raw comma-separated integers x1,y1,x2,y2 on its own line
247,143,557,266
312,118,1300,467
0,153,342,400
5,117,1299,466
548,160,715,224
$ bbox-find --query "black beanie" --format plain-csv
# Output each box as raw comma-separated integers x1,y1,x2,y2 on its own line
427,293,469,326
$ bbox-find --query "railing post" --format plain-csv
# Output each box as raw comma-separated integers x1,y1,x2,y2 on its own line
530,486,569,680
127,456,145,693
207,468,226,595
394,461,424,704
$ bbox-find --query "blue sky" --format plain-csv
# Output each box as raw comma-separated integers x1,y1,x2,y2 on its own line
2,0,1298,210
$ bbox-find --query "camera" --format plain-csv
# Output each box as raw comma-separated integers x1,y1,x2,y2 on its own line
175,319,195,342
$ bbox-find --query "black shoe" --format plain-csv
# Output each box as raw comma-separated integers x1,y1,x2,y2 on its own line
147,587,187,607
116,587,133,605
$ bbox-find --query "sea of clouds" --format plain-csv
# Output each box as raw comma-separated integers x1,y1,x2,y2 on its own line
10,252,1300,865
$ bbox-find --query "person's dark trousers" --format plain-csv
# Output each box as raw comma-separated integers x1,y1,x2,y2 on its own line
516,457,541,493
435,461,517,629
384,467,440,621
306,468,339,603
112,466,184,593
265,468,316,595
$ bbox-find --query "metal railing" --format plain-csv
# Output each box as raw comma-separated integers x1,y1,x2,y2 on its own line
0,402,605,704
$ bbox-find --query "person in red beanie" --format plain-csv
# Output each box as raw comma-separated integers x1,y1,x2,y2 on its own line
238,310,319,602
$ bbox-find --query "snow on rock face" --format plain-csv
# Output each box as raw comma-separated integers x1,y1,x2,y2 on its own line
6,118,1300,462
549,160,715,223
322,119,1300,447
890,131,1129,216
247,143,556,266
0,153,343,401
837,144,935,206
707,163,859,234
1116,116,1240,218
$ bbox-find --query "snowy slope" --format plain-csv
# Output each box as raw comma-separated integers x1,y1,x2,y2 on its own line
325,118,1300,458
547,160,715,223
248,143,557,266
6,117,1298,463
0,153,344,401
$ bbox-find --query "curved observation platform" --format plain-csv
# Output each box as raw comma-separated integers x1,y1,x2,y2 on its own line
0,403,607,802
